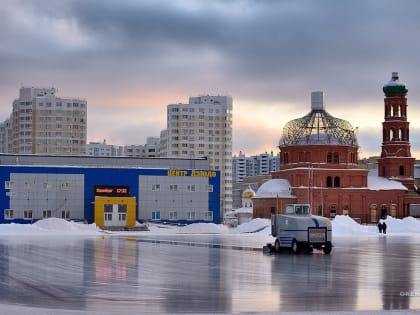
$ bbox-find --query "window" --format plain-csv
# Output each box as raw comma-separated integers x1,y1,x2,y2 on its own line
104,204,113,221
207,184,213,192
330,204,337,218
42,210,52,218
61,182,71,190
399,165,405,176
204,211,213,221
152,184,161,191
187,211,196,220
327,152,333,163
5,209,14,219
152,211,160,220
169,211,178,220
334,176,340,188
118,204,127,221
187,184,196,192
43,182,52,189
333,152,339,164
24,210,33,219
5,181,15,189
61,210,70,219
326,176,332,188
170,184,178,191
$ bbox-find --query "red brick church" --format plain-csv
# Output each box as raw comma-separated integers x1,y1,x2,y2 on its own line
253,72,420,223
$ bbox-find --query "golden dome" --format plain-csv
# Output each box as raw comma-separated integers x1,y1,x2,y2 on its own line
242,185,256,199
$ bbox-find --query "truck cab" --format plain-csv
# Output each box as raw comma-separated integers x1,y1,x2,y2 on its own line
271,204,332,254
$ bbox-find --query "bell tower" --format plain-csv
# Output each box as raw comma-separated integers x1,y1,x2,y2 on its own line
378,72,415,189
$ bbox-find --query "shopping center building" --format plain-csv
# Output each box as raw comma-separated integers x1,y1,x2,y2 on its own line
0,154,220,226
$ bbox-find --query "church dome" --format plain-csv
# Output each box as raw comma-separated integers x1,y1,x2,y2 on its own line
279,91,358,147
242,185,256,199
383,72,408,96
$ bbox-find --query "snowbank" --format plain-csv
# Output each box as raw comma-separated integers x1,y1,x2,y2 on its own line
331,215,375,236
232,218,270,234
0,218,101,235
178,222,230,234
332,215,420,236
0,215,419,237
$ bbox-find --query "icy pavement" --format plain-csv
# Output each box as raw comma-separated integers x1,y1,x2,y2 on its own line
0,216,420,314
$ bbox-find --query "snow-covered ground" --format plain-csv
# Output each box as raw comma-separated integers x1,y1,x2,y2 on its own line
0,215,419,236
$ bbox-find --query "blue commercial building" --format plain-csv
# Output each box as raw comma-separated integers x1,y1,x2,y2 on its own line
0,155,220,225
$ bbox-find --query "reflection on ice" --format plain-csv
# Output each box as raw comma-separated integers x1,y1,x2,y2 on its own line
0,234,419,314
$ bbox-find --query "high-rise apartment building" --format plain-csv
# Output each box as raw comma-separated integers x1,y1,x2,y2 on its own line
161,95,233,214
232,151,280,183
1,87,87,155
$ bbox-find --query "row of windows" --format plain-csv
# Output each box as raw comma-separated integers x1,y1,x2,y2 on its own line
151,184,213,192
4,209,70,220
326,176,340,188
282,151,356,164
170,129,231,135
5,181,72,190
170,108,223,114
35,102,86,108
151,210,213,221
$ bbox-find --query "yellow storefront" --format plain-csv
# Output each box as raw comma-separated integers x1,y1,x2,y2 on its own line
94,196,136,228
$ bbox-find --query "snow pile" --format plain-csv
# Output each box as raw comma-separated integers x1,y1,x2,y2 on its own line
233,218,270,234
178,222,230,234
332,215,420,236
331,215,374,236
381,215,420,234
0,218,101,235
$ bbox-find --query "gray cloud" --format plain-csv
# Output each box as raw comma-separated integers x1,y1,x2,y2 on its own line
1,0,420,156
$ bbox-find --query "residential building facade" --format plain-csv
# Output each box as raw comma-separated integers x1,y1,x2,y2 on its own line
161,95,233,214
1,87,87,155
124,137,160,158
232,151,280,183
86,140,124,157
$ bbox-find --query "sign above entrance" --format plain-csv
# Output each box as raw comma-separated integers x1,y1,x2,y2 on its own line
167,170,217,178
94,185,129,197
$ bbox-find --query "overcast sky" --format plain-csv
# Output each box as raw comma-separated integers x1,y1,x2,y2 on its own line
1,0,420,158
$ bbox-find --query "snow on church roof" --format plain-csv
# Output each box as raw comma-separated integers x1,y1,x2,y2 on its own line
367,170,408,191
254,179,296,198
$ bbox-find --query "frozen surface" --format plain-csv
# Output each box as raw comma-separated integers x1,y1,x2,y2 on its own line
1,216,420,314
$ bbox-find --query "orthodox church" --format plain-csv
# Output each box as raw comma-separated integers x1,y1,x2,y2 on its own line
253,72,420,223
224,185,255,226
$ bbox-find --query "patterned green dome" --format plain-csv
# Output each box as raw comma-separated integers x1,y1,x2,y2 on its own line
383,72,408,95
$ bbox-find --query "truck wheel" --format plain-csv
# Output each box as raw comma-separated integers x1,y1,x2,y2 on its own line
291,239,300,254
274,239,281,252
323,242,332,255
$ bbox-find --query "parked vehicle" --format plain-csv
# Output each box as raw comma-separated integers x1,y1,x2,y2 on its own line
271,204,332,254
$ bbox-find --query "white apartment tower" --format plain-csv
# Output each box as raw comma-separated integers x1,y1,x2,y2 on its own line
6,87,87,155
163,95,233,214
232,151,280,183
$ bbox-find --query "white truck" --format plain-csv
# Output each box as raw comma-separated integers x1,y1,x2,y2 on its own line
271,204,332,254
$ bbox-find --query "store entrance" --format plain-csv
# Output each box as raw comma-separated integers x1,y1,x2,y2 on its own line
104,203,127,227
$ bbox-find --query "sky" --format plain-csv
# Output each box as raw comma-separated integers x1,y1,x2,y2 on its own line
1,0,420,158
